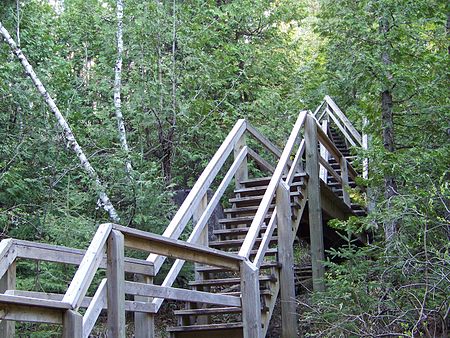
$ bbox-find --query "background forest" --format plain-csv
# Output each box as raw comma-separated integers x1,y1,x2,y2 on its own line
0,0,449,336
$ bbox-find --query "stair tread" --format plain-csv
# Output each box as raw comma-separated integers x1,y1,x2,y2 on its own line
234,180,305,194
189,274,276,286
195,261,280,273
167,322,243,332
174,307,242,316
213,225,268,236
218,214,272,225
209,236,277,248
229,191,302,204
239,172,307,186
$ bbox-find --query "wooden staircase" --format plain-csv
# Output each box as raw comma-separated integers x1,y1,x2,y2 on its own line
0,96,368,338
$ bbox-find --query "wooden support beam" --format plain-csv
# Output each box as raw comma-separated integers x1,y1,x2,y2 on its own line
63,310,82,338
240,260,262,338
83,279,106,338
248,148,276,173
107,230,125,338
324,96,362,145
0,261,16,338
319,120,329,182
340,157,351,207
234,133,248,189
134,275,155,338
305,115,325,292
276,182,298,338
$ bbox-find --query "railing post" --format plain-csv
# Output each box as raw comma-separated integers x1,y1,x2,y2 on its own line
319,119,329,182
63,310,82,338
276,181,298,338
0,261,15,337
134,275,155,338
234,132,248,189
107,230,125,338
305,114,325,292
340,157,351,207
240,260,262,338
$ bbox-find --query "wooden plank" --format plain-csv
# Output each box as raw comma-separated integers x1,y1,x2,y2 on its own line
0,294,70,309
318,156,342,184
240,260,262,338
14,240,154,276
234,133,248,189
324,96,362,145
305,115,325,292
115,225,243,271
253,210,277,268
319,120,329,182
313,99,326,117
276,182,298,338
0,260,15,338
239,111,308,259
325,108,357,147
0,303,63,324
148,119,247,274
125,282,241,307
286,139,305,186
0,239,17,281
246,123,284,160
248,148,276,173
340,157,351,207
62,223,112,309
134,275,155,338
83,279,106,338
107,230,125,338
63,310,82,338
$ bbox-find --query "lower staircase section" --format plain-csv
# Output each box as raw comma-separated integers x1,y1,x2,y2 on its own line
168,173,310,337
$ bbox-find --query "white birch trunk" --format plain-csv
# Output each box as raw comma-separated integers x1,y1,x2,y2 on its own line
0,21,120,222
114,0,132,175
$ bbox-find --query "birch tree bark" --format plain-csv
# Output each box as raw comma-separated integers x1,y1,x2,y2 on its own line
114,0,132,175
0,21,120,222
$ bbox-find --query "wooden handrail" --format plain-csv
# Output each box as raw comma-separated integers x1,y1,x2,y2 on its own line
147,119,247,274
238,111,308,259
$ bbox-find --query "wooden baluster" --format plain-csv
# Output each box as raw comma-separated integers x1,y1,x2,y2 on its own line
0,261,16,337
134,275,155,338
277,181,298,338
107,230,125,337
234,133,248,189
340,157,351,207
305,114,325,292
63,310,82,338
240,260,262,338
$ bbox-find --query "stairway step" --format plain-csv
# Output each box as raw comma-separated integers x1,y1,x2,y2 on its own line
213,225,268,236
209,236,278,249
167,322,243,333
189,274,277,287
223,206,274,218
239,172,308,188
174,307,242,316
229,191,302,207
234,180,305,197
220,289,273,297
195,261,280,274
218,215,272,226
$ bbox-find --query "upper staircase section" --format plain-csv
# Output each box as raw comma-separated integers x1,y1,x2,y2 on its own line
0,96,368,338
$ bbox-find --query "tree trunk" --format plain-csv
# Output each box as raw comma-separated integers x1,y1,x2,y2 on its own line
380,15,399,241
114,0,132,175
0,21,120,222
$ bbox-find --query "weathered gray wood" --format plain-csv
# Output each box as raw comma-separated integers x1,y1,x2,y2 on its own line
240,260,262,338
107,230,125,338
63,223,111,309
150,147,248,312
305,115,325,292
134,275,155,338
14,240,154,276
63,310,82,338
319,119,329,182
246,123,284,159
148,119,247,274
318,156,342,184
253,211,277,268
115,224,243,271
125,281,241,307
83,279,106,338
0,303,63,324
239,111,307,259
248,147,276,173
234,133,248,189
340,157,351,207
286,139,305,186
0,239,17,281
0,260,15,337
276,182,298,338
325,108,357,147
324,96,362,145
